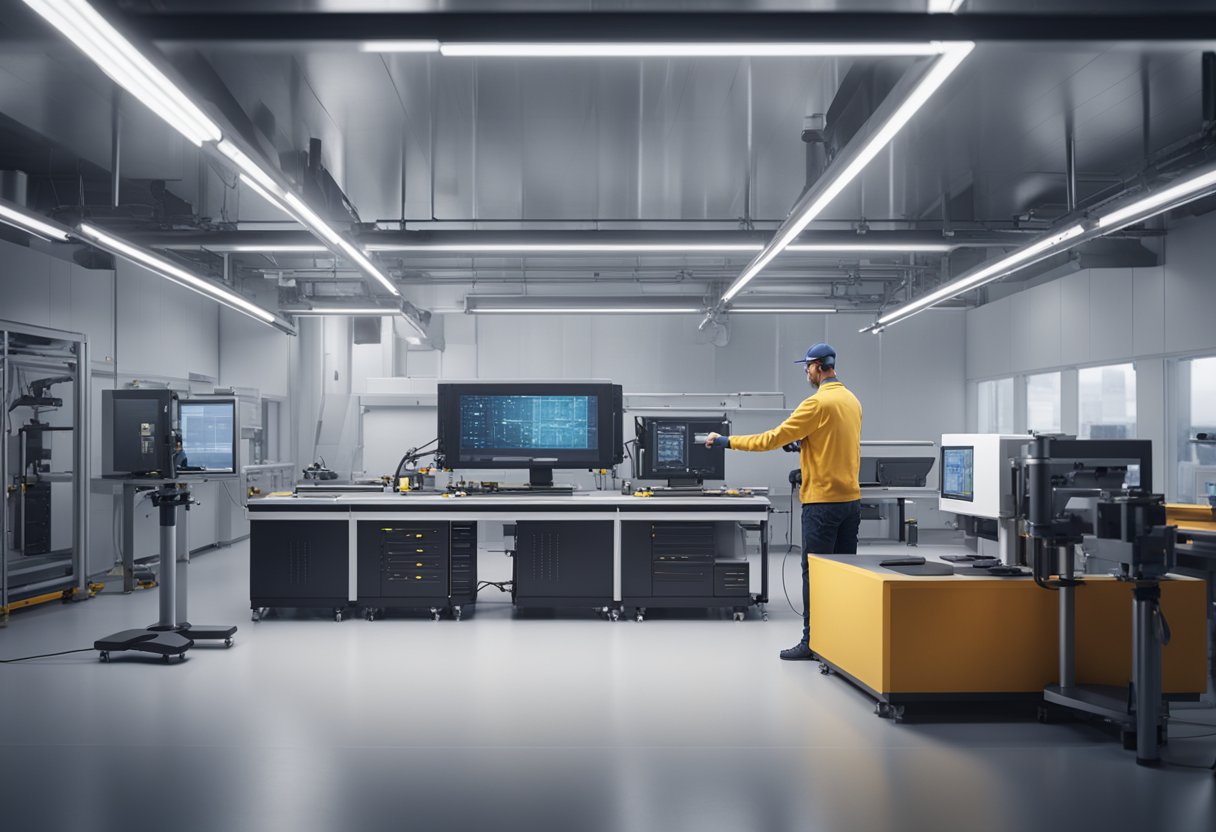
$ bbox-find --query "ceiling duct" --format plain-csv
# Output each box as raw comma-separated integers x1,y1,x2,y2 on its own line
279,138,361,228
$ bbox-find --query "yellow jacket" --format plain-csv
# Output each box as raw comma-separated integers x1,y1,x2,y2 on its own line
728,380,862,504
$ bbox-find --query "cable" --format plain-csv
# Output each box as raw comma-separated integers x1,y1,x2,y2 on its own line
476,580,513,594
781,546,804,617
1,647,94,663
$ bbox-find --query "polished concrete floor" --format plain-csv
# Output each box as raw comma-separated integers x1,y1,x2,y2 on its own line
1,540,1213,832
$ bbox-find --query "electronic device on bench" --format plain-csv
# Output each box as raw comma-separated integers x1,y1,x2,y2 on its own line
436,381,624,490
635,415,729,492
96,390,238,663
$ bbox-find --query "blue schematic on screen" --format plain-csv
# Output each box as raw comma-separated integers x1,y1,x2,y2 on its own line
180,401,236,471
459,395,598,451
941,446,974,501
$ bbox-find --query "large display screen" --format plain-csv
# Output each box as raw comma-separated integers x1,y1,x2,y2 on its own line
940,446,974,502
459,394,598,452
179,400,236,473
437,382,623,470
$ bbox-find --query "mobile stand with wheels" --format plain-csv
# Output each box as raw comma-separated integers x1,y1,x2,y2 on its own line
95,482,236,663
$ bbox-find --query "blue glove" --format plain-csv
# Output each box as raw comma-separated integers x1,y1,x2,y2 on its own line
713,435,731,449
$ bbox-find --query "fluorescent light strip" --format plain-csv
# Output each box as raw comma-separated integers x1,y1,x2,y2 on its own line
1097,168,1216,231
874,223,1085,327
729,308,837,314
0,202,70,242
24,1,221,146
439,42,952,58
230,245,330,253
79,224,276,325
365,242,951,254
291,308,403,316
722,43,973,302
469,307,702,314
358,40,440,53
927,0,966,12
219,141,400,296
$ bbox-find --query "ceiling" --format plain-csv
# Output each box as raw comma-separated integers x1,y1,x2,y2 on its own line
0,0,1212,318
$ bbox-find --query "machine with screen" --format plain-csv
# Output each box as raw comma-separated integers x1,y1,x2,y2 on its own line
636,416,730,487
940,446,974,501
437,382,623,487
179,399,238,474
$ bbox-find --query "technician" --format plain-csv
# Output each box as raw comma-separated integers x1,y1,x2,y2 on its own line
704,343,862,661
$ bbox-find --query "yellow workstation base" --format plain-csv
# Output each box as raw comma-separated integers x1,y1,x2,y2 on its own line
808,554,1209,704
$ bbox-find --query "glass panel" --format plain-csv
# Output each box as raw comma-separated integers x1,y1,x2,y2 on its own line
1181,356,1216,503
1026,371,1061,434
978,378,1014,434
1079,364,1136,439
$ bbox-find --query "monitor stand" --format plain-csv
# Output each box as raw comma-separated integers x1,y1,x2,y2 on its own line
529,466,555,487
659,477,704,491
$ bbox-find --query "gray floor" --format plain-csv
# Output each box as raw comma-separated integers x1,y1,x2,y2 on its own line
1,540,1214,832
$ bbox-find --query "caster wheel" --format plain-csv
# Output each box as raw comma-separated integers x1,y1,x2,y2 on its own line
454,606,463,622
251,610,261,622
818,662,831,675
892,706,906,723
875,702,893,719
636,613,644,623
224,638,233,648
334,611,343,623
99,651,109,663
609,609,620,622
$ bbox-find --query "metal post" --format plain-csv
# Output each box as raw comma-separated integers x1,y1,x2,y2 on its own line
153,488,177,630
73,337,90,599
1059,545,1077,692
1133,585,1163,765
111,93,122,208
122,483,136,593
1065,129,1077,213
175,493,189,628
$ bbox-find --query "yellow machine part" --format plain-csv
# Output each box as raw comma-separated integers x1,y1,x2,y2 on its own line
808,555,1208,697
1,588,73,616
1167,502,1216,532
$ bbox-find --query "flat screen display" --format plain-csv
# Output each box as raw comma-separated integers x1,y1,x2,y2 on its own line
941,446,974,502
179,400,236,472
437,382,623,470
653,422,689,470
459,394,598,452
637,416,728,482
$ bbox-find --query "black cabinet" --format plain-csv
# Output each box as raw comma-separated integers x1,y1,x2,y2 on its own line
357,521,478,618
249,520,349,610
621,521,751,614
512,520,613,608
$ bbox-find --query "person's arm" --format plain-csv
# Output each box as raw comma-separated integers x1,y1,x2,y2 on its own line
703,398,818,452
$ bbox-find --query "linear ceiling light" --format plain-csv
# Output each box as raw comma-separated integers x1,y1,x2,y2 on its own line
927,0,967,13
230,245,330,254
217,141,400,297
1097,167,1216,232
438,42,954,58
78,223,280,327
728,307,838,314
364,241,952,254
290,307,404,316
358,40,440,53
469,307,702,314
869,223,1084,330
721,42,973,303
23,0,221,146
0,200,71,242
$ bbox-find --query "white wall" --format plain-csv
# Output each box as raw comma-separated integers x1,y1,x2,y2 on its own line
0,236,295,576
343,307,966,541
962,210,1216,496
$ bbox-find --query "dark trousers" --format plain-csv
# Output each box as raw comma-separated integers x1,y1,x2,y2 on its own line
800,500,861,644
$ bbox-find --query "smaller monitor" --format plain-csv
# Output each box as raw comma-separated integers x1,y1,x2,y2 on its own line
859,458,880,487
876,457,936,488
941,446,974,502
637,416,729,486
179,398,238,475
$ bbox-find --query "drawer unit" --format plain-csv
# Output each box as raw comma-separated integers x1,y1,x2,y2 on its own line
358,522,450,600
652,559,714,596
449,522,478,604
651,523,717,559
713,558,750,597
250,519,349,608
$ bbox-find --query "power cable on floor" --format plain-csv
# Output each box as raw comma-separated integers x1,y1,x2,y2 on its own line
1,648,94,663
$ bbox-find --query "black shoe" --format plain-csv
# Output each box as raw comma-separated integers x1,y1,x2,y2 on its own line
780,642,815,661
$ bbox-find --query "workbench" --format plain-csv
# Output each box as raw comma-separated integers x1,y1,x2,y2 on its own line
807,553,1209,717
247,492,771,621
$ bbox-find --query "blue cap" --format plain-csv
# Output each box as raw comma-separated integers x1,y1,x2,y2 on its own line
794,343,836,366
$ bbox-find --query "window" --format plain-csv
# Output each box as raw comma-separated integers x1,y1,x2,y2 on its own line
977,378,1013,434
1079,364,1136,439
1025,371,1061,434
1177,356,1216,502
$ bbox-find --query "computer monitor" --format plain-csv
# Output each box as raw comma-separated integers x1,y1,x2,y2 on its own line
876,457,936,488
636,416,729,486
940,446,974,502
437,382,624,486
179,398,238,474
